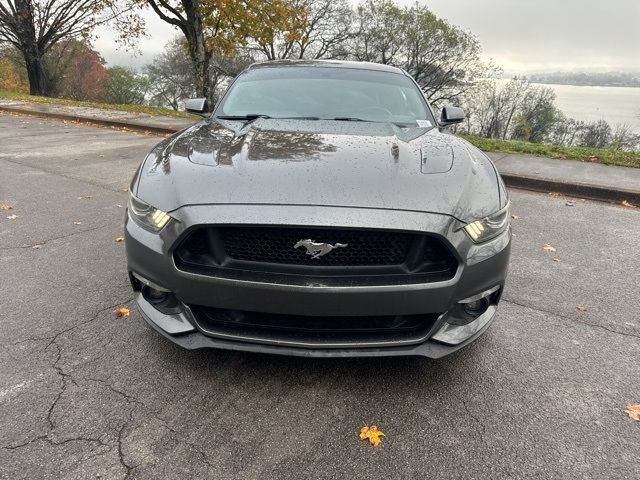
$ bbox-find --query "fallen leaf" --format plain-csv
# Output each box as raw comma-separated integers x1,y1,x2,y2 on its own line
553,257,561,262
73,221,82,225
548,192,561,197
0,204,12,211
120,187,129,192
116,204,123,208
7,214,18,220
565,201,575,207
576,305,587,312
511,214,520,220
588,155,599,162
622,200,636,208
543,243,556,252
31,244,44,249
359,426,385,447
625,403,640,421
77,195,94,200
115,236,125,243
115,307,130,318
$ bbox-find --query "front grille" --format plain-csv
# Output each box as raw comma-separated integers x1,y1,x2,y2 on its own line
189,306,442,347
221,227,412,266
174,226,457,282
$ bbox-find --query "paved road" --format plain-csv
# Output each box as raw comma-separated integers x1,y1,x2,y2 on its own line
1,113,639,480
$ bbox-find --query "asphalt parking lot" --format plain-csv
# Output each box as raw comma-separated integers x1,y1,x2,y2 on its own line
1,113,639,479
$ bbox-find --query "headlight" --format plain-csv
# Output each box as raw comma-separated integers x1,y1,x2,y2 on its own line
128,193,172,232
463,203,510,243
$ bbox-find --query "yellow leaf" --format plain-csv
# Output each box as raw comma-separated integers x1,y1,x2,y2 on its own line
548,192,561,197
626,403,640,421
115,307,130,317
622,200,636,208
7,214,18,220
576,305,587,312
115,236,125,243
0,204,12,211
73,221,82,225
511,214,520,220
543,243,556,252
31,244,43,249
359,425,385,447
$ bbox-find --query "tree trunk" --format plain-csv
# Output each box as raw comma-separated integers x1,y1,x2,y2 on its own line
24,53,48,96
182,0,213,107
14,0,49,96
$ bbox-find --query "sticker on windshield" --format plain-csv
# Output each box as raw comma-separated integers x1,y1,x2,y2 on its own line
416,120,432,128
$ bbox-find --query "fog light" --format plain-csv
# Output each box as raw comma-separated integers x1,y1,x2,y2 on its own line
147,287,168,301
463,298,489,317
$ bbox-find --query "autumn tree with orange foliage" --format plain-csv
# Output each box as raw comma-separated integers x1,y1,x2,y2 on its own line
120,0,308,104
0,47,28,92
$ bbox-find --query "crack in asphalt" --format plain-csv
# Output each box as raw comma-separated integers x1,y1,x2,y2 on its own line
0,222,113,251
502,297,640,340
462,400,486,442
88,377,216,471
1,297,134,457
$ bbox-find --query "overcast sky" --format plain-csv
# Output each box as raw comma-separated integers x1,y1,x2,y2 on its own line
93,0,640,73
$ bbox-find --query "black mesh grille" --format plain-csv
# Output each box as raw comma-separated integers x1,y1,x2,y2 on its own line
174,225,458,282
221,227,413,266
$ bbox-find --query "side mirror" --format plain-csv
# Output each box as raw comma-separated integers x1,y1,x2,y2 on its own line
185,98,209,116
440,106,465,126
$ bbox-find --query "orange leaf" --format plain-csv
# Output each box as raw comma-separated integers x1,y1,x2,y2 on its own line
543,243,556,252
115,307,130,317
576,305,587,312
359,425,385,447
0,204,12,211
115,236,125,243
626,403,640,421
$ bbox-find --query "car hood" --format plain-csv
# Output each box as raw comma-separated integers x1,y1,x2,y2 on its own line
134,119,502,223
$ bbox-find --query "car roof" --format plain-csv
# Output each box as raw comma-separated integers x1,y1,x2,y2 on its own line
246,59,406,75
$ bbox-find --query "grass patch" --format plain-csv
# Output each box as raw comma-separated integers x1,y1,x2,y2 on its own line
462,134,640,168
0,90,199,120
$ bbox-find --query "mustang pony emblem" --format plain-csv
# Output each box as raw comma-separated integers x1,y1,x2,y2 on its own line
294,239,348,259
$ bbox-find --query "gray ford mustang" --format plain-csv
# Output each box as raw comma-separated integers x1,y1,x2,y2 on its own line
125,60,511,358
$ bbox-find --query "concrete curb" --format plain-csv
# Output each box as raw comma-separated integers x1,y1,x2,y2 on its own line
2,104,638,205
500,174,640,205
0,104,187,135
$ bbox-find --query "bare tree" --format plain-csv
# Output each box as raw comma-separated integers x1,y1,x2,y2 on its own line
0,0,133,95
350,1,495,104
254,0,356,60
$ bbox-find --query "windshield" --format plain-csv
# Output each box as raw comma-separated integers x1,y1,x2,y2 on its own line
215,66,435,127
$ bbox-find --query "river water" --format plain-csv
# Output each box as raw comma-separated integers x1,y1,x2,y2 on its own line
532,83,640,132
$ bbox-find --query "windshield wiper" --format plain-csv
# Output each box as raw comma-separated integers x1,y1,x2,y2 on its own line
330,117,374,122
215,114,271,121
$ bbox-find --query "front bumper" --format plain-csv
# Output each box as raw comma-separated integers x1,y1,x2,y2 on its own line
125,204,511,358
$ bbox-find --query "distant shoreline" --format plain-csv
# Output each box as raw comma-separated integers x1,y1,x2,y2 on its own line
502,72,640,89
529,82,640,89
